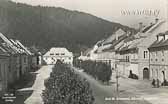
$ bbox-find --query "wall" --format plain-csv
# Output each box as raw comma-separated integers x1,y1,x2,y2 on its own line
0,56,9,95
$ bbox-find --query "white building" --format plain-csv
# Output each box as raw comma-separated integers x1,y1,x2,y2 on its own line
43,47,73,65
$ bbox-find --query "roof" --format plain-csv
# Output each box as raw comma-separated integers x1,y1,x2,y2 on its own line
0,32,31,55
44,47,73,57
103,28,126,45
118,19,168,53
15,40,32,55
82,48,92,56
119,36,144,52
0,46,9,56
149,32,168,49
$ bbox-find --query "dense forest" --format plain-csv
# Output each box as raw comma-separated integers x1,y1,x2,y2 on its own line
0,0,136,53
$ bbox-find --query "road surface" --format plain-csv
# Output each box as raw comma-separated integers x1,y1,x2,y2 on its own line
16,65,53,104
73,67,152,104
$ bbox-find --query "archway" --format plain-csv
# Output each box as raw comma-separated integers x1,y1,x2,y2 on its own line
143,68,150,79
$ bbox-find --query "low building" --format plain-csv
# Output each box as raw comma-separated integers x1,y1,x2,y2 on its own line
148,31,168,85
0,46,10,96
43,47,73,65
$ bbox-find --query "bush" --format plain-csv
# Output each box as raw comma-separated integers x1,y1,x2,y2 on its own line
74,59,112,82
42,60,95,104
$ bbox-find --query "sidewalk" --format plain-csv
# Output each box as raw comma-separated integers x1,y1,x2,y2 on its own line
111,72,168,104
12,65,53,104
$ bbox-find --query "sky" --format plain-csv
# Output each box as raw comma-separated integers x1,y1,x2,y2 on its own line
11,0,167,28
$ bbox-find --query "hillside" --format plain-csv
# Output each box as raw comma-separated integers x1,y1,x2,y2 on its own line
0,1,136,53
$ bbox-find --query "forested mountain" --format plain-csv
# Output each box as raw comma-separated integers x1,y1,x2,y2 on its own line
0,0,136,53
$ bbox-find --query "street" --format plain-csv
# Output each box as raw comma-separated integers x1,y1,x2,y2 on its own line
12,65,168,104
73,67,168,104
14,65,53,104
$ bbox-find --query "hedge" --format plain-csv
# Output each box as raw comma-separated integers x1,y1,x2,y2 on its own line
42,60,95,104
74,59,112,82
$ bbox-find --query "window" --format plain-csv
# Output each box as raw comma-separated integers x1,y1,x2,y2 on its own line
155,52,158,56
61,53,65,55
128,56,130,62
162,59,164,61
55,53,59,55
50,53,54,55
155,59,158,61
151,59,153,61
144,51,148,59
162,51,164,56
69,57,71,60
126,56,129,62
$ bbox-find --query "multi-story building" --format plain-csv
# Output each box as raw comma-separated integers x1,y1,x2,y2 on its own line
148,31,168,85
87,28,128,68
43,47,73,65
117,18,168,80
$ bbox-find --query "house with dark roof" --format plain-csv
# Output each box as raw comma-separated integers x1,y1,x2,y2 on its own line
86,28,128,68
0,32,33,96
0,46,10,96
148,31,168,85
117,18,168,80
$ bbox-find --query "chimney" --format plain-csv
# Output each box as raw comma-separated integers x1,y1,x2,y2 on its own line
165,31,168,40
157,35,159,41
126,31,131,36
157,33,165,41
155,18,159,24
81,51,83,56
139,22,143,32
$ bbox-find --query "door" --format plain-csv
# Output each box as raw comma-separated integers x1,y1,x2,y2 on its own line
143,68,150,79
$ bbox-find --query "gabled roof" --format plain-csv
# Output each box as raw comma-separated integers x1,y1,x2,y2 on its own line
119,19,168,53
0,32,31,55
0,33,13,46
149,32,168,49
9,39,25,54
44,47,73,57
15,40,32,55
1,43,17,55
0,46,9,56
102,28,126,45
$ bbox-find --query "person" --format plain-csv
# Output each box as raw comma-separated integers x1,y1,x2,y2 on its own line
156,79,160,88
151,79,156,87
128,70,133,78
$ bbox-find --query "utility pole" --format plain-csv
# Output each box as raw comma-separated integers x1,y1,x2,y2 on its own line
115,59,119,104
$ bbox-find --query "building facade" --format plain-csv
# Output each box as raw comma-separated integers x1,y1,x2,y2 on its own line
0,47,10,96
117,18,168,80
43,47,73,65
148,31,168,85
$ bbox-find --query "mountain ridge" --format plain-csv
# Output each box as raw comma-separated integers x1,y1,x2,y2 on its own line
0,1,136,53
